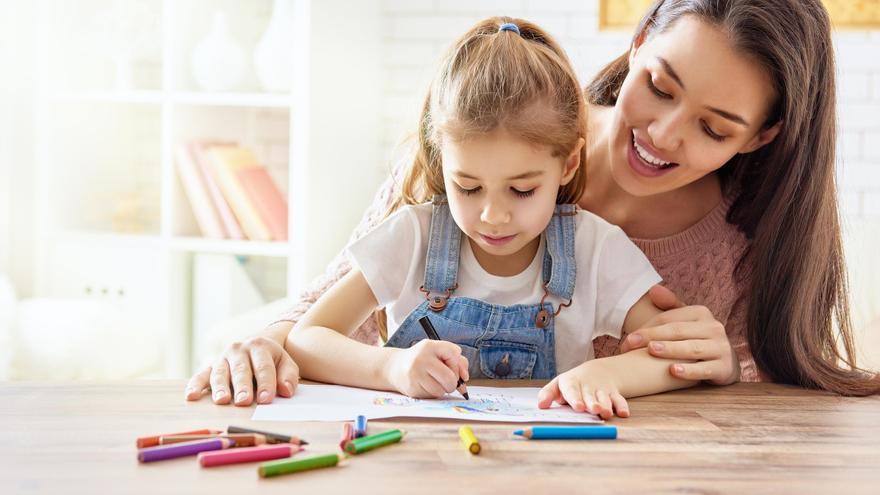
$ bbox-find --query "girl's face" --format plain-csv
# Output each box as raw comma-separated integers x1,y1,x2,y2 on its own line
608,15,781,197
440,128,582,272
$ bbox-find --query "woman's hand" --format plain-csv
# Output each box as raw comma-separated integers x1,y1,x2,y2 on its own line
620,286,740,385
184,324,301,406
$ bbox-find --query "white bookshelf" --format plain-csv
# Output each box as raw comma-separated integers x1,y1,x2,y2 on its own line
31,0,384,377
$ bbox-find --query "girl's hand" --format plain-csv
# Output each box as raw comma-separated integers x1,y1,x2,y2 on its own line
619,285,740,385
184,335,300,406
385,340,469,399
536,360,628,420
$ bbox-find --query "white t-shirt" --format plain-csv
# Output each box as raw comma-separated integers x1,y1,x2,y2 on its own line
347,203,661,372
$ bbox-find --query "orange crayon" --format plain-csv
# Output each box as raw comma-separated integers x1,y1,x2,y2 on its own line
136,429,222,449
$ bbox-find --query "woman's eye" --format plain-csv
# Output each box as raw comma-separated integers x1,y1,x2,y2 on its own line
701,122,727,142
457,185,481,196
512,188,535,198
647,74,672,99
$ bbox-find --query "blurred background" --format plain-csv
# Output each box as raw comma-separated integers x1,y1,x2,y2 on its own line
0,0,877,381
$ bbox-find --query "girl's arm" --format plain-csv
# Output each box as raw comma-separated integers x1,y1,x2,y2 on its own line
537,293,698,418
287,268,470,398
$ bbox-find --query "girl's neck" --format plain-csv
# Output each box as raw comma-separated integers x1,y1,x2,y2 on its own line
581,103,723,239
468,236,541,277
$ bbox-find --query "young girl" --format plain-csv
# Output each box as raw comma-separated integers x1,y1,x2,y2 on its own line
285,17,696,419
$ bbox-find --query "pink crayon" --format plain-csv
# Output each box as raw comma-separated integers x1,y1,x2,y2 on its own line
198,444,301,467
138,438,234,463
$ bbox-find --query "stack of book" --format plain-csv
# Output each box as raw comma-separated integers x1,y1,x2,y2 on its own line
175,141,288,241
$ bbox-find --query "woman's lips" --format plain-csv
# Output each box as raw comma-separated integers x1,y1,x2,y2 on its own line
627,133,679,178
480,233,517,246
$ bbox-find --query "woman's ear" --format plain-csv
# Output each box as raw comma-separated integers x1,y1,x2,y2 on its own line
740,121,783,154
560,138,586,185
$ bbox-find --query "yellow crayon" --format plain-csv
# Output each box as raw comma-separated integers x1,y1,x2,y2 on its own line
459,425,480,455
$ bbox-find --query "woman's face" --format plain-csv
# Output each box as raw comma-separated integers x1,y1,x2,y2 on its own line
608,15,781,197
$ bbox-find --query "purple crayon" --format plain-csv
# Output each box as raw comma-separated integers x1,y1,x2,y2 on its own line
138,438,234,463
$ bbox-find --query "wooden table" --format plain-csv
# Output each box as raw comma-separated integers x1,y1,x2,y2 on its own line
1,381,878,494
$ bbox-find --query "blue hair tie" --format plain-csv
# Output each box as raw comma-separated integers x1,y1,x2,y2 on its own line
499,23,520,35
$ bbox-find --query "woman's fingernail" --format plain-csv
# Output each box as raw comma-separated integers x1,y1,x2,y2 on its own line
651,342,665,352
259,390,270,403
236,391,248,403
629,335,642,345
673,364,684,374
214,390,226,400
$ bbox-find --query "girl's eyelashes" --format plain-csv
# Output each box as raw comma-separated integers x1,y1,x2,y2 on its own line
457,185,481,196
647,73,728,142
454,184,535,198
512,188,535,198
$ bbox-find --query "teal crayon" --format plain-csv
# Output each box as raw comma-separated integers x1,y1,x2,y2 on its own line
513,426,617,440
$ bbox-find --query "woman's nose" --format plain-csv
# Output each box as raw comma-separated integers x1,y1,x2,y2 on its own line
647,110,684,153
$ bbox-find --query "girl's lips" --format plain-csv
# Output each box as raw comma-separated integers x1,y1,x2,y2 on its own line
480,233,517,246
627,133,679,178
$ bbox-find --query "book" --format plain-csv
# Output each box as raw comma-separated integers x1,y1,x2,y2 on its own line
205,145,273,241
236,167,288,241
190,141,245,240
174,143,226,239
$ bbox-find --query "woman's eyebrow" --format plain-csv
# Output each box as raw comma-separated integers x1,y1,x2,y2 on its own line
657,56,750,128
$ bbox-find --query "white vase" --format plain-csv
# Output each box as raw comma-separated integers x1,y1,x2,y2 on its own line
191,12,246,92
254,0,294,92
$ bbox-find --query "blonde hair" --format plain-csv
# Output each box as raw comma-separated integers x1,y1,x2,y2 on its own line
389,16,587,214
376,16,588,340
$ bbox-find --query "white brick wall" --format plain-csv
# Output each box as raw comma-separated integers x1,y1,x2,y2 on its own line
379,0,880,219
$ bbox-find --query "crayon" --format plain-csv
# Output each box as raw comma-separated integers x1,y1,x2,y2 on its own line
354,415,368,438
136,428,222,449
227,426,308,446
512,426,617,440
339,423,353,450
199,444,301,467
418,316,469,400
258,453,344,478
458,425,480,454
138,438,234,463
160,433,267,447
343,429,405,455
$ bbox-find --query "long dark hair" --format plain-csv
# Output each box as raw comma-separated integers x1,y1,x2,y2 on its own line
588,0,879,396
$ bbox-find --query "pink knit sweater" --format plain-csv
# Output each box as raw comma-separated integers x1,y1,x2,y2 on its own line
275,173,762,382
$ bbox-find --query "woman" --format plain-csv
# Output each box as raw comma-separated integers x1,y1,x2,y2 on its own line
185,0,879,407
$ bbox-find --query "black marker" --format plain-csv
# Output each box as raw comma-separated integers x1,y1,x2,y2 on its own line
418,315,470,400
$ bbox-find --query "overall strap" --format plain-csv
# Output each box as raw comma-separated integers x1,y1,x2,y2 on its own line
541,203,578,301
421,196,461,309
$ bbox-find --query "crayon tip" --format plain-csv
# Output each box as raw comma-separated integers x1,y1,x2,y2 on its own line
462,392,470,400
512,430,524,436
300,440,309,446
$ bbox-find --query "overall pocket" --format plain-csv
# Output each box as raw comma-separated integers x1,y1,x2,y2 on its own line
478,341,538,379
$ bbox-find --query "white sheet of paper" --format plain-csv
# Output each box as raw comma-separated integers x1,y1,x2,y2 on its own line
252,384,602,423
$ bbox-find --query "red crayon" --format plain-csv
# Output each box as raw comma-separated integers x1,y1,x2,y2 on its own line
198,444,301,467
339,423,353,450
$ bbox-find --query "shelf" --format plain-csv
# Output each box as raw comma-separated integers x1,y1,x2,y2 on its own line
51,90,294,108
168,236,290,257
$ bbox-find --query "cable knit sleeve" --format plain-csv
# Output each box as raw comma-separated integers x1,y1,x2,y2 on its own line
270,169,401,345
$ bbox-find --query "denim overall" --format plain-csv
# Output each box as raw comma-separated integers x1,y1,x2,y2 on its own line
384,196,577,379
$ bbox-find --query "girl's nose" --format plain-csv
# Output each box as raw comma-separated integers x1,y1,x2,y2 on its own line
480,199,511,226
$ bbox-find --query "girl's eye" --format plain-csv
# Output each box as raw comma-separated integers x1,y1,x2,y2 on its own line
647,75,672,99
512,188,535,198
457,185,481,196
701,122,727,142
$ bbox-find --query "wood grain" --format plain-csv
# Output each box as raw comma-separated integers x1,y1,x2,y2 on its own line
1,381,877,494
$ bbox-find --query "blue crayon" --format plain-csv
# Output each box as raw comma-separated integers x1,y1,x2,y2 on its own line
513,426,617,440
354,415,368,438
